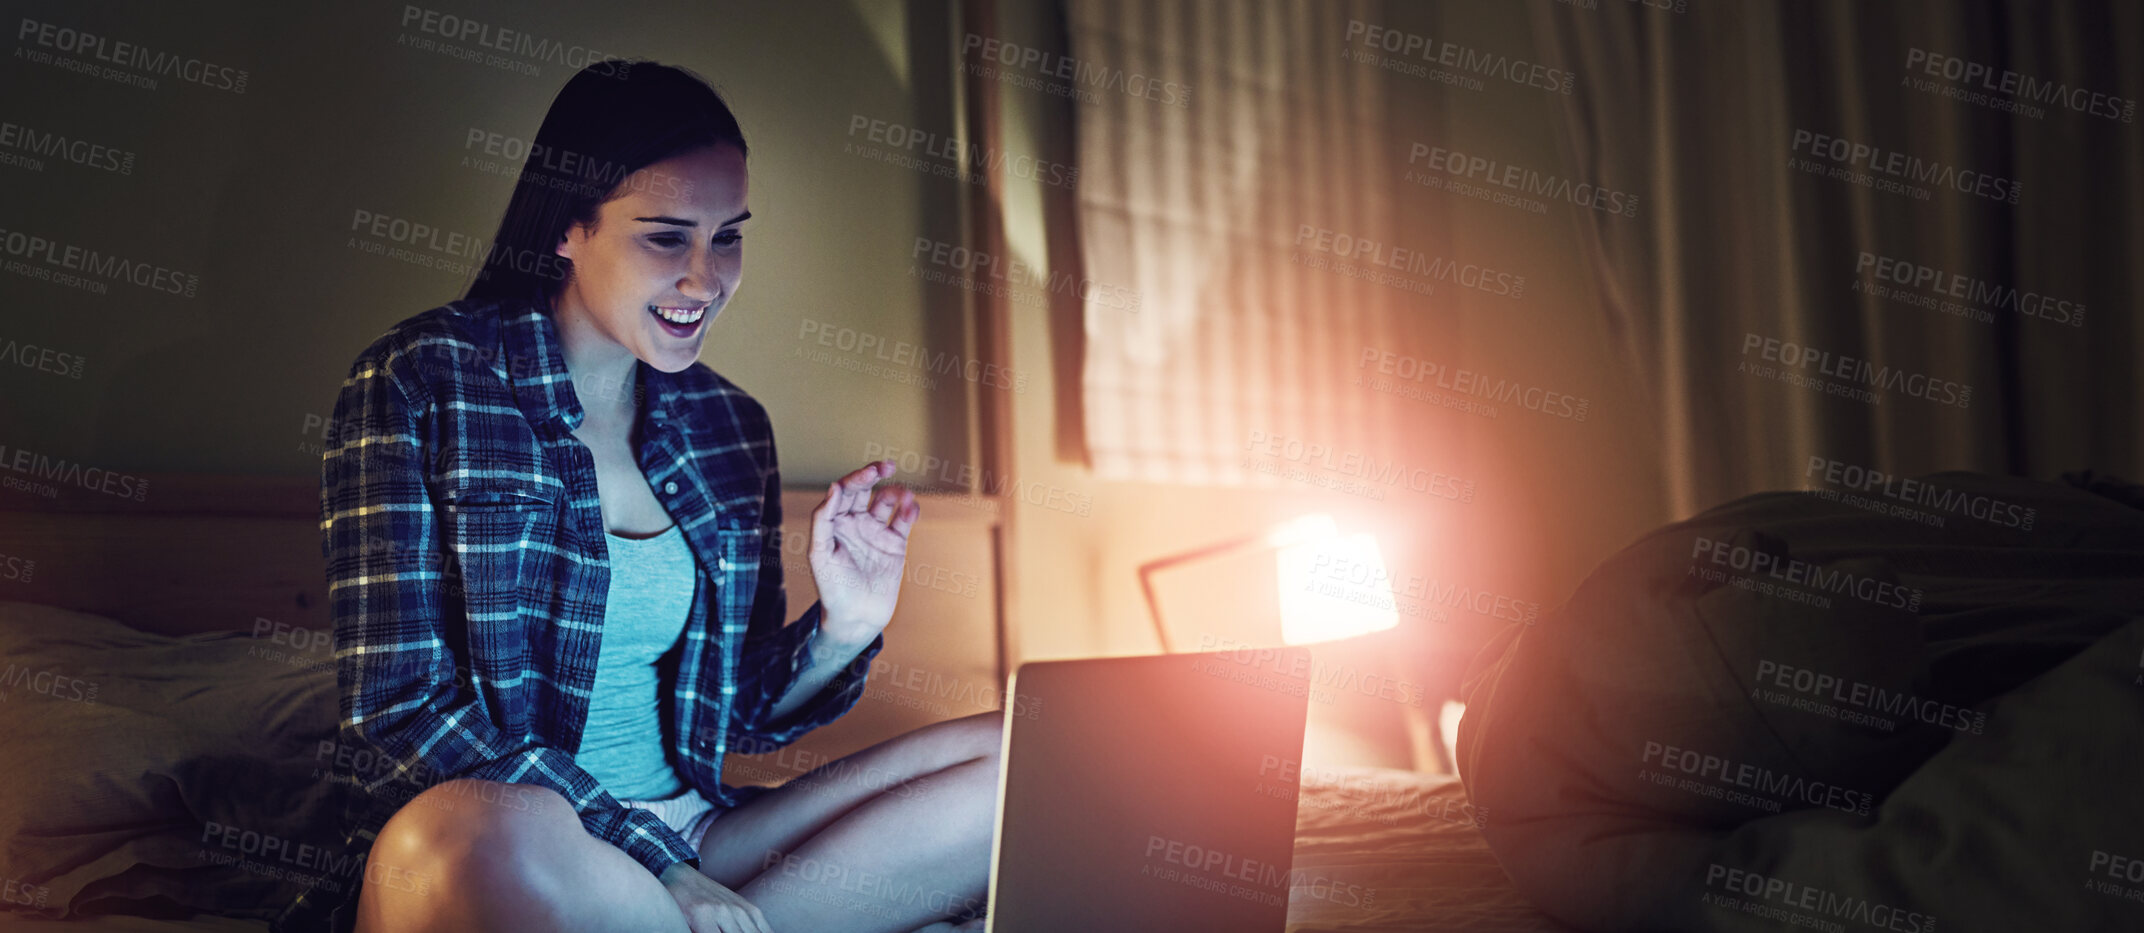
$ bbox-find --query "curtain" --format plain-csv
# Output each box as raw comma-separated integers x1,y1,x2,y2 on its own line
1531,0,2144,516
1066,0,1440,485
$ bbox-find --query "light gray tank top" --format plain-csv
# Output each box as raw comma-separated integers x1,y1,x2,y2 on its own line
576,523,695,800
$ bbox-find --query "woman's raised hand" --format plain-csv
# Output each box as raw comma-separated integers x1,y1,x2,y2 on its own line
807,460,919,647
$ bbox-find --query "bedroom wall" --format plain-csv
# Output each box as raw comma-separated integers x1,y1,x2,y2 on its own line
0,0,967,486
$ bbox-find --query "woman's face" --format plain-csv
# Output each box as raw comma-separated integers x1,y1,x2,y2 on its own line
553,143,749,374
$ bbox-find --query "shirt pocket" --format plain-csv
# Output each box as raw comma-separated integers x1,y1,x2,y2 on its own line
439,483,562,622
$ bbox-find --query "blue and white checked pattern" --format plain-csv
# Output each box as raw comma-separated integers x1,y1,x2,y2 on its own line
272,298,881,933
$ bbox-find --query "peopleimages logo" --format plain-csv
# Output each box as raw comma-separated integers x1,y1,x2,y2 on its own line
0,445,149,501
846,114,1079,190
462,128,693,200
1691,534,1924,612
396,6,624,77
1703,864,1935,933
349,207,572,291
0,120,136,175
1357,348,1588,422
16,17,251,93
199,820,368,891
1905,47,2136,123
911,237,1140,312
1740,333,1971,409
0,336,85,379
1788,128,2021,205
1803,456,2035,531
1242,431,1476,503
1640,741,1876,816
349,209,488,261
0,663,98,703
1342,20,1574,94
1752,659,1986,734
1405,142,1639,216
961,33,1190,108
1,877,49,908
1296,226,1526,298
1854,251,2083,328
0,225,199,297
799,318,1027,393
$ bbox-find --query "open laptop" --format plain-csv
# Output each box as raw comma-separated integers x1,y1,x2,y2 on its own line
984,647,1312,932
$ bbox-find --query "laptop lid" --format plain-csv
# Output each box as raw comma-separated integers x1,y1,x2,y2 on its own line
985,647,1312,932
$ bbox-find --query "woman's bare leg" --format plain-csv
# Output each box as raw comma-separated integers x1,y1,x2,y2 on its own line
355,778,690,933
741,756,996,931
355,710,1002,933
697,711,1002,931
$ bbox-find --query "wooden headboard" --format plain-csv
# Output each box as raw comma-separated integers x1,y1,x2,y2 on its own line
0,473,1004,767
0,473,328,637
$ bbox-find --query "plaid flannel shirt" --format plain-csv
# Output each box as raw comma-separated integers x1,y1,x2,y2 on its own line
271,297,881,933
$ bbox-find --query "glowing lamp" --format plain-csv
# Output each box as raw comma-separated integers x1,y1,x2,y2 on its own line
1139,513,1396,651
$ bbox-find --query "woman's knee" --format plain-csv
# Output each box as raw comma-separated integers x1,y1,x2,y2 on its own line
359,779,673,932
369,779,578,893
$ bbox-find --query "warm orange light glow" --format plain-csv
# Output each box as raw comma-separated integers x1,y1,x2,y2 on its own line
1274,516,1399,645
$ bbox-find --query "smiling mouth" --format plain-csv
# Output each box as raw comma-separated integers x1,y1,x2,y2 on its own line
649,304,709,325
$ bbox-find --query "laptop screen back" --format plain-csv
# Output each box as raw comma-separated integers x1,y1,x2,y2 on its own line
986,648,1312,932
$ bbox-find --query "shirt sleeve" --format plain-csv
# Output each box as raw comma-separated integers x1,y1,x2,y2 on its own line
323,349,700,881
725,412,883,751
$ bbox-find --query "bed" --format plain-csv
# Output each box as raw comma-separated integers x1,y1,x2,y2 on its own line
0,474,1564,932
1459,471,2144,932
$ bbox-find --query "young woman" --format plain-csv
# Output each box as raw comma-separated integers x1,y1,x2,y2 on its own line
271,62,998,933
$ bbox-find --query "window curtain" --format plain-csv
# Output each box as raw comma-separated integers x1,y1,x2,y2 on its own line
1530,0,2144,516
1067,0,1439,485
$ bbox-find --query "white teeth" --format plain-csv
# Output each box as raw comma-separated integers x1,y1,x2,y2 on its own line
651,305,706,325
